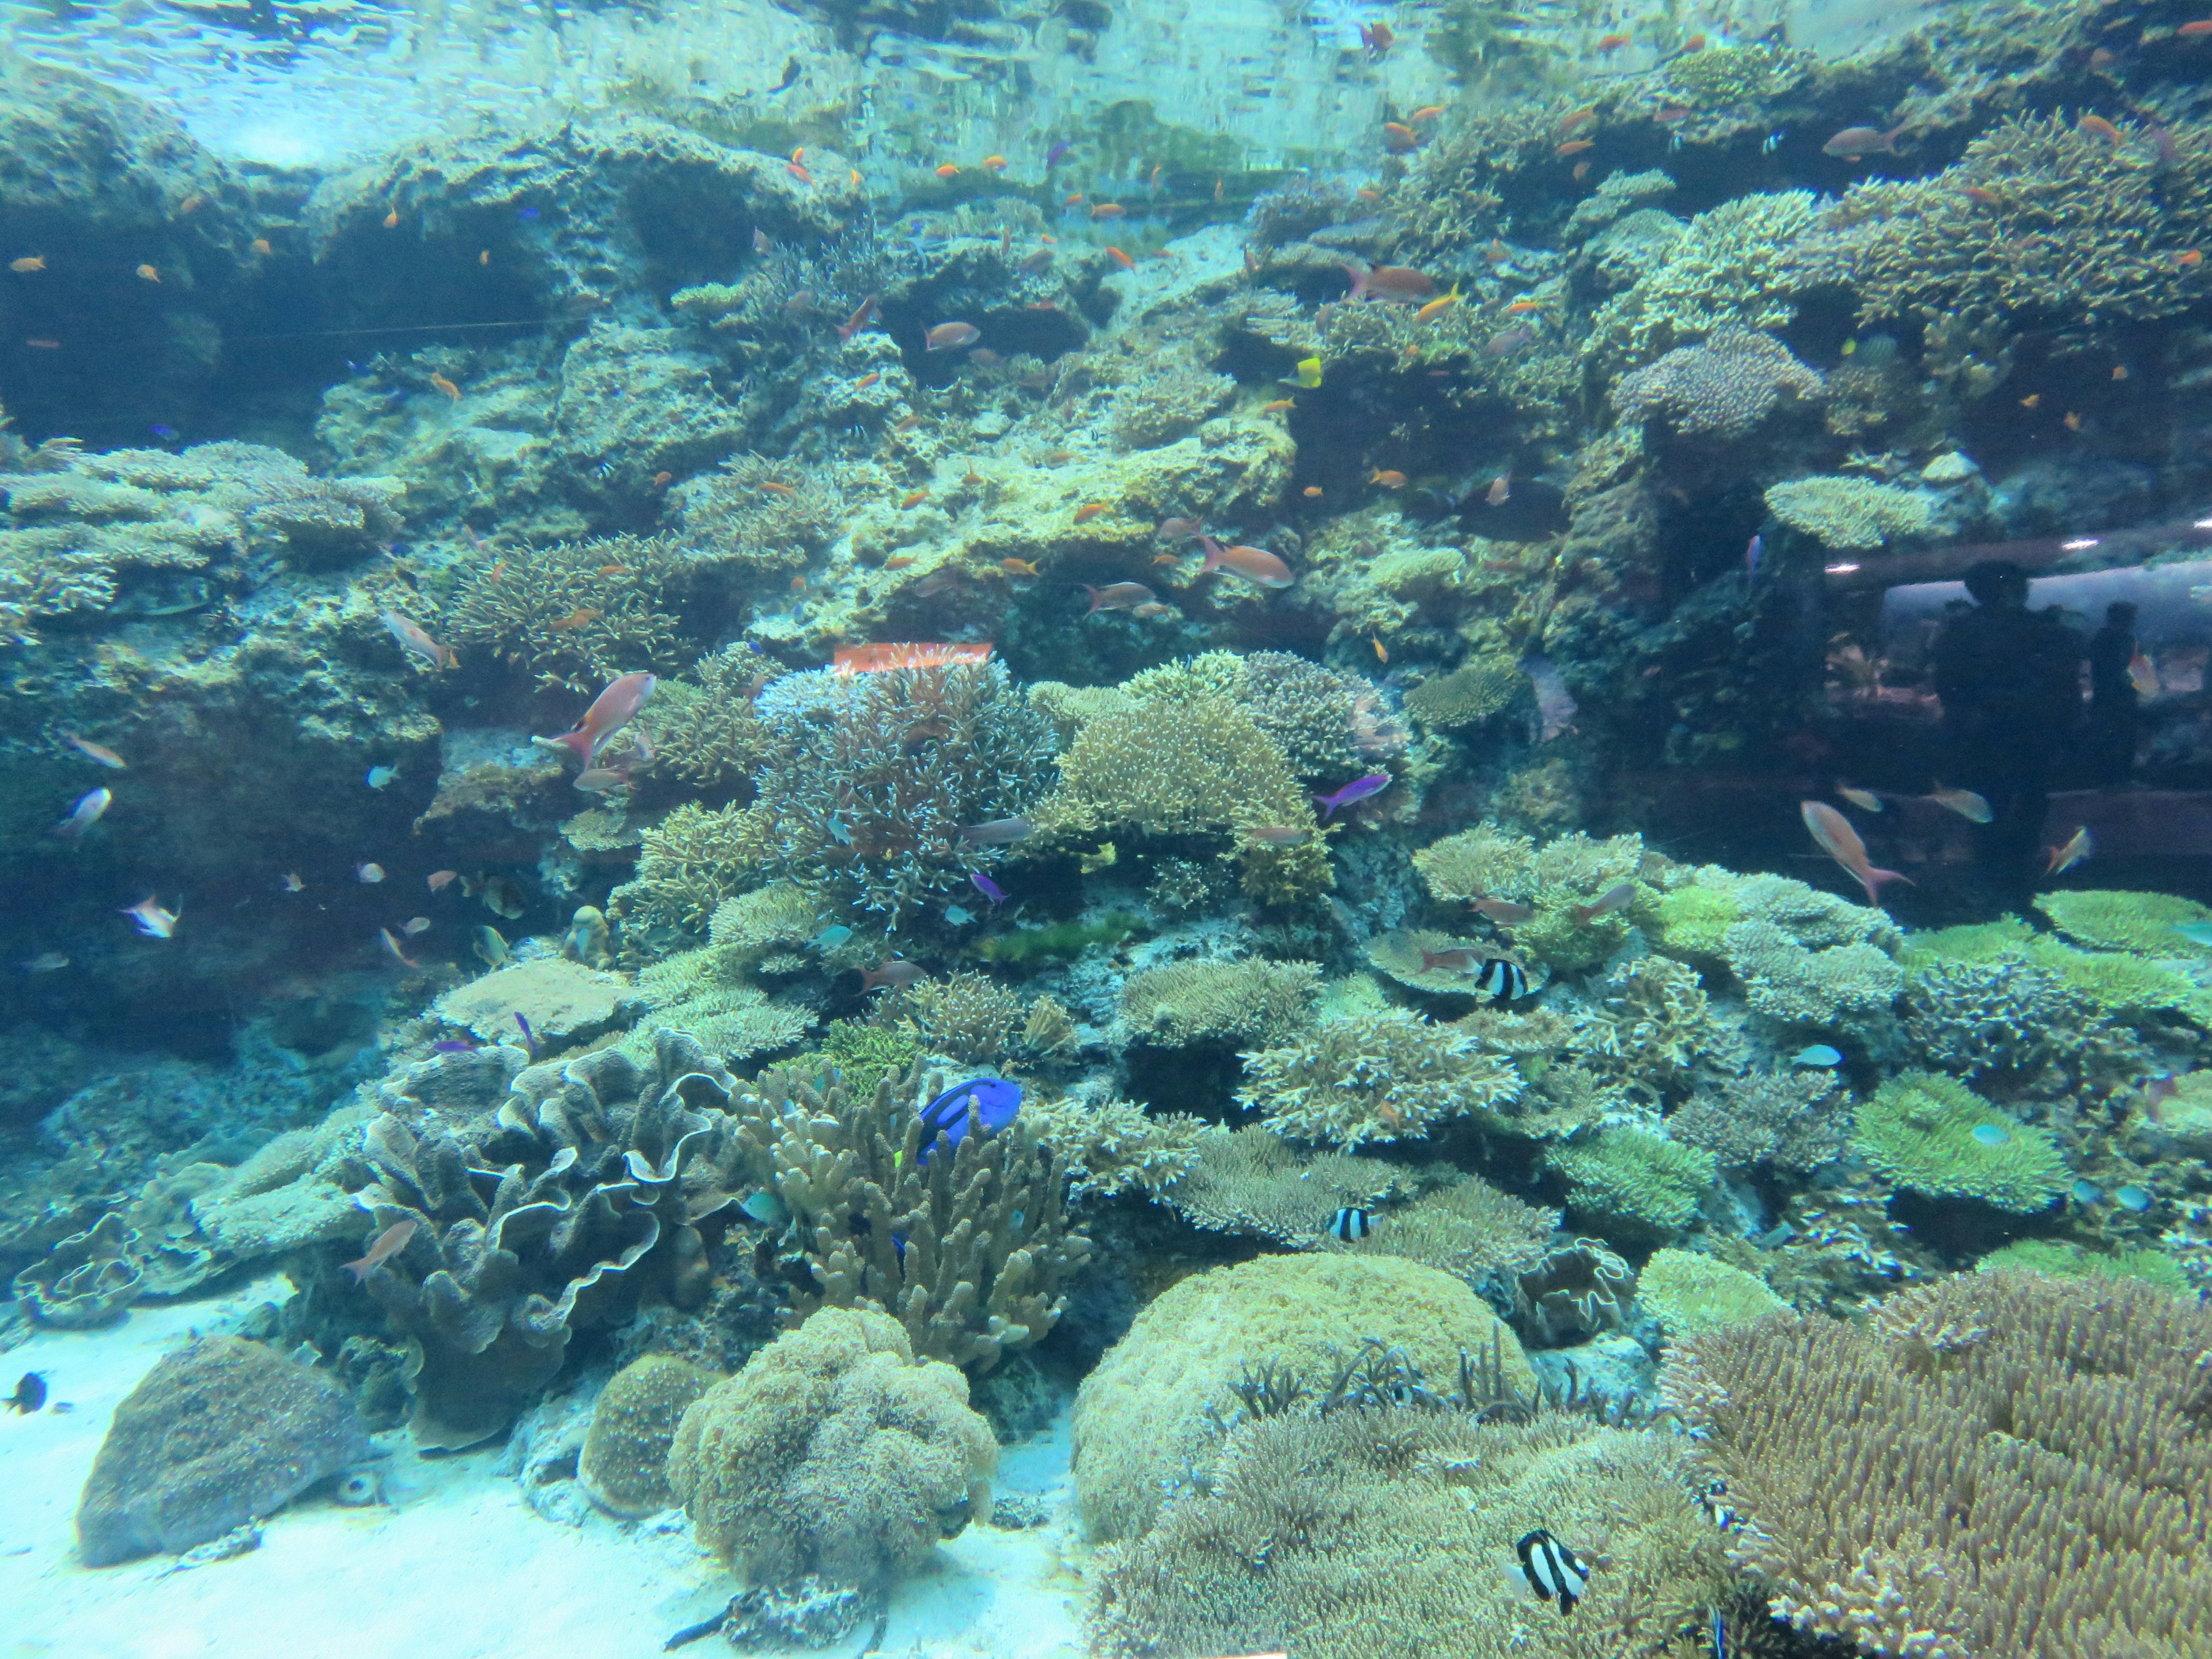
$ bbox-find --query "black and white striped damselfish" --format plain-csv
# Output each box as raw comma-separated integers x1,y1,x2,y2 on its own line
1417,952,1527,1004
1329,1206,1371,1241
1513,1528,1589,1615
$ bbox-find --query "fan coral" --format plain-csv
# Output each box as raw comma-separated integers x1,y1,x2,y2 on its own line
1161,1126,1412,1243
1,440,402,643
1635,1249,1787,1339
2034,888,2212,956
666,1306,996,1593
1852,1071,2069,1213
1661,1272,2212,1658
441,533,692,692
1402,656,1525,728
1237,1009,1522,1147
1543,1127,1717,1234
671,453,845,570
1666,1069,1847,1172
1764,476,1934,550
1119,957,1320,1045
1611,328,1823,438
751,664,1058,930
1588,191,1820,365
887,971,1024,1064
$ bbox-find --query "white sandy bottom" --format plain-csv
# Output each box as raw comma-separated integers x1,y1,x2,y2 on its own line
1,1282,1089,1659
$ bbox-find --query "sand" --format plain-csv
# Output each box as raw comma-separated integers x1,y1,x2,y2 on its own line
0,1280,1089,1659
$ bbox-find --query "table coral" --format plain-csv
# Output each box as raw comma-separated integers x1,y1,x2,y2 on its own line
1722,919,1903,1028
666,1306,996,1593
1161,1126,1413,1243
1764,476,1934,549
1852,1071,2069,1213
1402,654,1525,728
2034,888,2212,956
1118,956,1320,1045
1237,1008,1522,1147
1543,1127,1717,1235
1611,328,1824,438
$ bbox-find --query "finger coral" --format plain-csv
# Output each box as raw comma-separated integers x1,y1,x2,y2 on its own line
1237,1007,1522,1147
666,1305,997,1593
440,533,693,691
1661,1271,2212,1659
1852,1071,2069,1213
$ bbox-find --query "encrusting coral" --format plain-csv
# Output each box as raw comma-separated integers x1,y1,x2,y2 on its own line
1661,1271,2212,1659
666,1306,996,1593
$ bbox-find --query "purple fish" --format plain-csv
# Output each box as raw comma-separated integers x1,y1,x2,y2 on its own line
916,1077,1023,1165
1046,141,1074,168
972,871,1006,904
433,1041,478,1053
1745,533,1763,577
1315,773,1390,819
514,1012,537,1055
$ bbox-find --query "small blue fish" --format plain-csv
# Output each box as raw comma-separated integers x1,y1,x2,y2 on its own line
826,819,853,845
1046,141,1074,167
944,904,975,925
431,1040,476,1053
514,1012,537,1056
1710,1606,1728,1658
810,924,854,950
2073,1179,2103,1205
2172,922,2212,948
1315,772,1390,819
972,871,1006,904
516,206,540,221
150,423,179,440
740,1189,788,1225
1792,1044,1842,1067
367,765,398,789
2116,1184,2153,1212
916,1078,1022,1165
1761,130,1786,154
1971,1124,2010,1146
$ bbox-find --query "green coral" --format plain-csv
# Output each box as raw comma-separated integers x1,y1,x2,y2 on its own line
1236,1009,1522,1147
888,971,1024,1065
1413,823,1647,971
1119,957,1320,1045
1898,915,2037,971
1977,1238,2191,1295
1649,885,1743,959
1588,191,1820,366
2035,889,2212,956
810,1020,920,1100
608,802,768,946
1853,1071,2069,1212
440,533,693,692
628,949,815,1062
635,643,774,788
1764,476,1934,550
1403,656,1525,728
2023,937,2209,1020
1636,1248,1789,1338
1543,1127,1717,1233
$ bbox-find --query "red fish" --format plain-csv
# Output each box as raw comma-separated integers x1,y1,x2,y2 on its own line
1199,535,1294,588
1801,800,1910,906
342,1218,418,1283
1822,122,1906,159
1082,582,1156,614
1572,881,1636,925
832,642,994,673
533,671,657,764
837,294,880,341
1342,261,1435,302
860,959,926,993
926,321,982,350
381,609,458,671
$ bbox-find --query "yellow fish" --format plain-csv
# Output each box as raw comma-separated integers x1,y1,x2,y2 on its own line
1414,283,1461,324
1290,357,1323,389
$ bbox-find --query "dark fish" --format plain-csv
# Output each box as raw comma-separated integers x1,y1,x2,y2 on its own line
860,959,926,993
514,1012,537,1055
916,1077,1023,1164
6,1372,46,1414
767,56,801,93
1515,1528,1588,1615
1329,1206,1371,1241
432,1040,478,1054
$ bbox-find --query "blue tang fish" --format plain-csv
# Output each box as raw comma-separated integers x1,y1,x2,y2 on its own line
916,1078,1022,1164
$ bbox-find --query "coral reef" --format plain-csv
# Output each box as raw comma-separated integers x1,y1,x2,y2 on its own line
1161,1126,1412,1244
77,1337,369,1565
1543,1128,1717,1235
1764,476,1935,550
1634,1249,1789,1340
1021,1096,1208,1201
666,1306,996,1593
1612,328,1823,438
440,534,692,692
1662,1272,2212,1658
1237,1008,1522,1147
13,1210,143,1327
887,971,1023,1064
1853,1071,2070,1213
1118,956,1320,1046
1589,191,1820,366
579,1353,722,1517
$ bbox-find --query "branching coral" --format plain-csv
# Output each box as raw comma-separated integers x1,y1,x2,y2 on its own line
1904,961,2097,1082
1612,328,1823,438
1119,957,1320,1045
442,533,692,691
1020,1096,1208,1200
1661,1272,2212,1659
1237,1009,1522,1147
1764,476,1934,550
1666,1068,1847,1173
1789,113,2212,331
750,664,1058,930
1414,823,1647,970
629,949,815,1063
672,452,846,571
1161,1126,1413,1243
886,971,1023,1064
1588,191,1820,366
1853,1071,2069,1213
1403,655,1524,728
609,802,769,946
1345,1172,1558,1289
1543,1128,1717,1234
1108,366,1236,449
635,642,774,787
1722,919,1902,1027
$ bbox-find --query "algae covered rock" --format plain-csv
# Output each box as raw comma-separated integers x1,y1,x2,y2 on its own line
1071,1253,1535,1543
580,1353,722,1516
77,1338,369,1566
667,1306,996,1592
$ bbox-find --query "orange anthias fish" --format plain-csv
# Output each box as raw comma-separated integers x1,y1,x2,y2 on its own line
135,263,160,283
1073,502,1109,522
380,609,459,671
759,480,798,496
1382,122,1420,153
902,490,929,508
64,733,127,769
1926,784,1993,823
1414,285,1461,324
342,1218,418,1284
430,372,460,400
1199,535,1294,588
1571,881,1637,925
838,294,880,342
1344,262,1435,302
1105,247,1136,270
859,959,926,992
1554,139,1593,157
2078,114,2122,143
1411,106,1445,123
2046,825,2094,875
533,671,657,763
1801,799,1910,906
1369,468,1407,488
935,163,960,179
982,155,1007,172
1002,559,1039,577
548,608,601,631
833,643,994,675
1089,203,1126,219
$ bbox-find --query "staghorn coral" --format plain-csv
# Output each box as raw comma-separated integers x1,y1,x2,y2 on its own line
1661,1272,2212,1659
1,441,402,643
1634,1249,1787,1340
634,642,774,787
1611,328,1823,438
666,1306,995,1593
1403,655,1525,728
1237,1009,1522,1147
1571,956,1720,1100
1666,1068,1847,1173
1220,650,1408,782
1722,919,1903,1027
709,883,827,963
671,453,844,570
1118,956,1320,1045
1764,475,1933,550
1414,823,1647,971
1543,1128,1717,1235
1588,191,1820,366
441,533,692,692
1020,1096,1208,1201
1853,1071,2069,1213
1344,1172,1558,1289
609,802,771,946
1162,1126,1413,1244
886,971,1024,1065
2034,888,2212,956
1789,113,2212,332
751,664,1057,930
1903,961,2108,1082
1089,1406,1728,1659
721,1065,1088,1372
1071,1253,1535,1543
